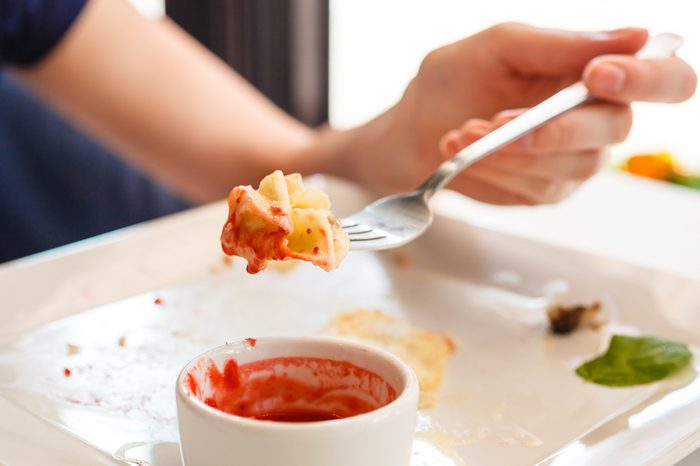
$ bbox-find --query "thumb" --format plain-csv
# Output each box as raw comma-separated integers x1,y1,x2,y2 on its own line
492,24,649,77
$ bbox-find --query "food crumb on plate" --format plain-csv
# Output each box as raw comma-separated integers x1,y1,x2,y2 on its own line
66,343,81,355
63,368,71,377
154,297,163,305
391,250,411,269
117,336,127,347
547,301,605,335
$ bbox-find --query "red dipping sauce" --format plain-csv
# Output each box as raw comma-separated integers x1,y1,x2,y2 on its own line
184,357,397,423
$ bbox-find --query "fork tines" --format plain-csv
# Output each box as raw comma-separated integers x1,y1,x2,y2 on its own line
342,221,387,242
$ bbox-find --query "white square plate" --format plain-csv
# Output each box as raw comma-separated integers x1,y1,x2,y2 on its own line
1,176,699,466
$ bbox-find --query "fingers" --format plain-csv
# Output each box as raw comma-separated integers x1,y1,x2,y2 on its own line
489,23,648,76
467,164,581,204
584,55,698,103
448,173,539,206
493,103,633,153
438,119,597,205
477,149,608,181
439,119,492,157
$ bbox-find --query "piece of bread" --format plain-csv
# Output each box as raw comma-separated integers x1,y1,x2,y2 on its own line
324,309,456,409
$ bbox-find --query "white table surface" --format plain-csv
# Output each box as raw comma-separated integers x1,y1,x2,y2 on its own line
0,170,698,465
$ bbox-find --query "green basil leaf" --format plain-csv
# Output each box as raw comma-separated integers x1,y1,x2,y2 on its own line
671,175,700,190
576,335,693,387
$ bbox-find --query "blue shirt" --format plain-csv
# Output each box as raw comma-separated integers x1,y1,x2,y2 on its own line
0,73,191,263
1,0,87,65
0,1,192,263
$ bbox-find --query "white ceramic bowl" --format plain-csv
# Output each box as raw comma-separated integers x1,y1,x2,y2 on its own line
176,337,419,466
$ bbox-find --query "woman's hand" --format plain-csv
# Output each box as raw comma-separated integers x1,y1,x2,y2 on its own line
352,23,696,203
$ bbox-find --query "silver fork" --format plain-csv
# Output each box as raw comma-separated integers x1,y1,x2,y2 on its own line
344,33,683,251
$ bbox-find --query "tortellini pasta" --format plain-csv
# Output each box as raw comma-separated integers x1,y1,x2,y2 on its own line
221,171,349,273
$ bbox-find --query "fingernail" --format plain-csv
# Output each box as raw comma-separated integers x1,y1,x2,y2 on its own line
584,27,647,42
589,27,646,39
591,63,626,94
606,27,647,36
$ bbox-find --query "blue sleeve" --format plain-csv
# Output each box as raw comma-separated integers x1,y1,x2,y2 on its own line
1,0,87,66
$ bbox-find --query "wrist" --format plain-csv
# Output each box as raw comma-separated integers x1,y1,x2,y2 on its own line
297,102,417,195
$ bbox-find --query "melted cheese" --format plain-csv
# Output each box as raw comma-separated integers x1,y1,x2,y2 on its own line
221,171,349,273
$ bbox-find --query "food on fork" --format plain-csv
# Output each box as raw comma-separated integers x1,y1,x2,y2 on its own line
221,170,349,274
324,309,456,409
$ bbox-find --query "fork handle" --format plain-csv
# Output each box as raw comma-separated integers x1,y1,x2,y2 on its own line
418,33,683,198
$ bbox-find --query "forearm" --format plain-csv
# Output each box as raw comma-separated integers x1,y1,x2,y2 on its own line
14,0,315,203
